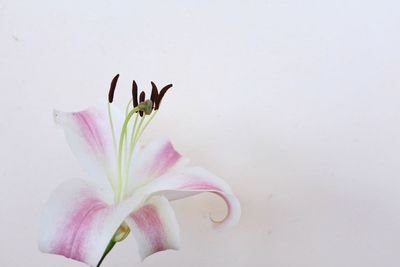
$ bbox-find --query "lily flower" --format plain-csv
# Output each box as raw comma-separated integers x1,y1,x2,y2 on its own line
38,75,241,267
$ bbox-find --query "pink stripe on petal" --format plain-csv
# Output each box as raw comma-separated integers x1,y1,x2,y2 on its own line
126,196,180,260
53,104,125,193
150,142,181,177
131,205,165,252
129,140,183,192
73,111,105,154
51,193,108,261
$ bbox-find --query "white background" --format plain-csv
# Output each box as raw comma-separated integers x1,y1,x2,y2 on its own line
1,1,400,266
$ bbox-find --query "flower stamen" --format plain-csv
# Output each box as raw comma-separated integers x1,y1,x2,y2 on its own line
106,76,173,202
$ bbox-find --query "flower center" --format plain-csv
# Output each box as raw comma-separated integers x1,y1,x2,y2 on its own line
107,75,173,203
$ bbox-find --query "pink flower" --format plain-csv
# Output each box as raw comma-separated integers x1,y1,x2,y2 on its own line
38,75,241,266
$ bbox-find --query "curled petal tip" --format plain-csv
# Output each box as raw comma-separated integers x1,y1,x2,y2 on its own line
209,212,225,225
210,195,241,230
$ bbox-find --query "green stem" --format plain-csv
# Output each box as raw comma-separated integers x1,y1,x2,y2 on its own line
96,240,116,267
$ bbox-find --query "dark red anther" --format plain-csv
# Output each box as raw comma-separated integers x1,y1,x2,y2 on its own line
139,91,145,102
108,74,120,103
139,91,145,116
150,82,159,109
155,84,173,110
132,80,138,108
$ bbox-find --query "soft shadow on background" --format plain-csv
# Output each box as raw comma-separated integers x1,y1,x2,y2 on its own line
1,1,400,266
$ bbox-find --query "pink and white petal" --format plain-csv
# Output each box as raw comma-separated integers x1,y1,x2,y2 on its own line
125,196,180,260
128,139,187,190
53,102,124,192
39,179,146,266
138,167,241,229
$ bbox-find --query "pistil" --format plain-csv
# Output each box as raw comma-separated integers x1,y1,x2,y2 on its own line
116,106,141,202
